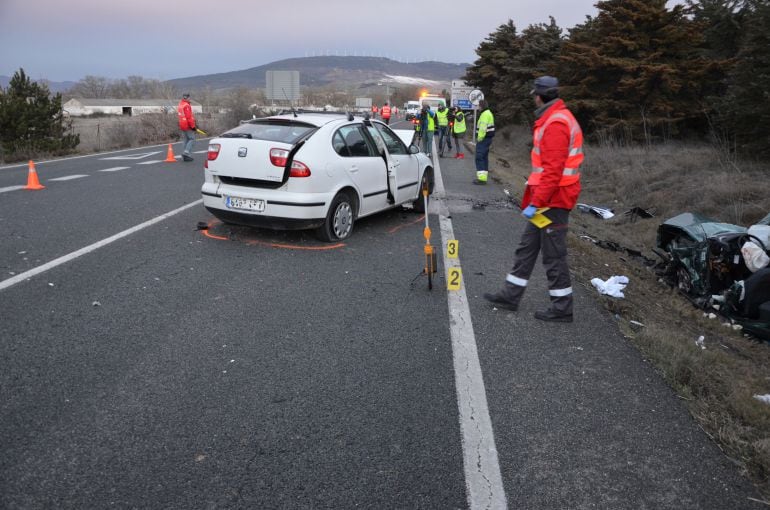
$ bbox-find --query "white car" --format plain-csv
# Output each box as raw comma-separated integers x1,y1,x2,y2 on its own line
202,112,434,241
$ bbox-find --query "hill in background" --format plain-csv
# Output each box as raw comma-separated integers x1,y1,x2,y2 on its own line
166,56,469,92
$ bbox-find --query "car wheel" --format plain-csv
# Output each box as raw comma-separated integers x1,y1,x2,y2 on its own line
675,265,693,293
317,191,355,242
412,170,433,214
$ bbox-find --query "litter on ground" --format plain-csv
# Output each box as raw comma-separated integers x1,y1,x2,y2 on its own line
591,275,629,298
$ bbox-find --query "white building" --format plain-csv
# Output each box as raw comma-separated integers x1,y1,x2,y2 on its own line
63,98,202,117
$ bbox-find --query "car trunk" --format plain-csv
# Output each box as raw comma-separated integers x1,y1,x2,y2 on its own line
212,138,292,184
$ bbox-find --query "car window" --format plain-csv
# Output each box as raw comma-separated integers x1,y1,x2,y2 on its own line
332,131,350,157
337,125,376,157
370,123,407,155
222,120,316,143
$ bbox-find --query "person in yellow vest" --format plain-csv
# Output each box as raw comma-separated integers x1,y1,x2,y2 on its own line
415,104,437,155
435,104,452,157
474,99,495,184
451,107,467,159
483,76,584,322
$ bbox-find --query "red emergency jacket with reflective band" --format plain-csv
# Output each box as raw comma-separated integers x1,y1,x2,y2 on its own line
381,106,391,118
523,99,583,209
177,99,195,130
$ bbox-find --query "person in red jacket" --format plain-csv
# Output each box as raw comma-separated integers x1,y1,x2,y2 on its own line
483,76,584,322
381,102,392,125
177,93,197,162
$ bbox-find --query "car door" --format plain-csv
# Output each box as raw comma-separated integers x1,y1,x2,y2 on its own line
367,122,421,205
333,125,390,216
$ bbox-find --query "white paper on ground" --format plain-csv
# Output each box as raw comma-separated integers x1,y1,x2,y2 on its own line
590,275,629,298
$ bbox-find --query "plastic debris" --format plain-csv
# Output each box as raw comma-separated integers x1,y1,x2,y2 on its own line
695,336,706,350
754,394,770,405
591,275,629,298
629,320,645,331
577,203,615,219
708,313,717,319
92,301,101,307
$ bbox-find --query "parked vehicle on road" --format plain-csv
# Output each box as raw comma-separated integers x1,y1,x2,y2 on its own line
201,112,434,241
405,101,420,120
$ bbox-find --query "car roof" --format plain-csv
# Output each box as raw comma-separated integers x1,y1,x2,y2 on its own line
265,111,368,127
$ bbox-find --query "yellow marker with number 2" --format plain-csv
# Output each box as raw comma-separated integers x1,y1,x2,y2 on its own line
447,267,462,290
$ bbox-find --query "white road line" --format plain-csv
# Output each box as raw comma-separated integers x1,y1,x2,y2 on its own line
0,185,25,194
432,148,508,510
137,160,163,165
0,200,203,292
193,150,207,154
98,166,131,173
48,174,89,181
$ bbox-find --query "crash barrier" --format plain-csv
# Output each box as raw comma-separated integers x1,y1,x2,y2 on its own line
24,160,45,190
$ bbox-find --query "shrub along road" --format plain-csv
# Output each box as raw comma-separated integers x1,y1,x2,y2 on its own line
0,134,763,508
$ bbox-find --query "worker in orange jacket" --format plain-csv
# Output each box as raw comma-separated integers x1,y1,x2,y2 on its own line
483,76,584,322
381,102,392,125
177,93,197,162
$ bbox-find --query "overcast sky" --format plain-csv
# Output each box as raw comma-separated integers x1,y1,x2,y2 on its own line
0,0,683,82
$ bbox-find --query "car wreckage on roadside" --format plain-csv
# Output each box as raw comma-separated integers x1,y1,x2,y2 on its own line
655,212,770,341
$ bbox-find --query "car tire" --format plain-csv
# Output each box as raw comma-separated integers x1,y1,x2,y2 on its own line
316,191,355,242
412,170,433,214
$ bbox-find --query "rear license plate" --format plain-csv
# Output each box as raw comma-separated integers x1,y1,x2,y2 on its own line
226,196,265,212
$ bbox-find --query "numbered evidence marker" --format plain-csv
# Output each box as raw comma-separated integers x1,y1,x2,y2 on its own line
447,267,463,291
447,240,459,259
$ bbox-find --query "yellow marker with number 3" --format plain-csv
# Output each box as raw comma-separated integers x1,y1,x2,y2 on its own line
447,240,459,259
447,267,462,290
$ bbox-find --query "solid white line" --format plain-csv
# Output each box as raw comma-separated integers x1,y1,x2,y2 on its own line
0,200,203,292
0,185,25,194
432,151,508,509
98,167,131,173
48,174,88,181
137,160,163,165
193,150,207,154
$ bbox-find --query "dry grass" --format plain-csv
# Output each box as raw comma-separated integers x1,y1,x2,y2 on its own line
489,125,770,499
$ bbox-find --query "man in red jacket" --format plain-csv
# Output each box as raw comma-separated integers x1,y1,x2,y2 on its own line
483,76,584,322
177,93,197,162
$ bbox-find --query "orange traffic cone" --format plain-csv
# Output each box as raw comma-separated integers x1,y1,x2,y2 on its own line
24,160,45,190
164,144,177,163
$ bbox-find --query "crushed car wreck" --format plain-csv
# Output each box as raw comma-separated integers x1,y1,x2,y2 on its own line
655,212,770,341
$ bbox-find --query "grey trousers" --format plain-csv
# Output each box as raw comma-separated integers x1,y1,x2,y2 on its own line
502,207,574,314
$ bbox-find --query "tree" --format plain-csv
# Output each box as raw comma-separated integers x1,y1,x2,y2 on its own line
68,75,110,98
0,68,79,161
559,0,717,142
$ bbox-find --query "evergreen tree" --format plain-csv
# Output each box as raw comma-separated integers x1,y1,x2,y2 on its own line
464,20,521,121
559,0,717,142
725,0,770,156
0,68,79,161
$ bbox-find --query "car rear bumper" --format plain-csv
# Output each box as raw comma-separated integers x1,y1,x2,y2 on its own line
201,182,329,228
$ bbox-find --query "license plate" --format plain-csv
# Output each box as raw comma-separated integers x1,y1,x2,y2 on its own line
226,196,265,212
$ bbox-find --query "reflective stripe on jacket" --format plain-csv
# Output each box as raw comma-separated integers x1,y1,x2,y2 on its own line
177,99,195,130
477,108,495,142
453,112,466,134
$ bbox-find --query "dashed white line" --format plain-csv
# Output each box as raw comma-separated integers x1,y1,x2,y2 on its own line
48,174,89,181
193,150,207,154
432,147,508,510
98,166,131,173
137,160,163,165
0,185,25,194
0,200,203,292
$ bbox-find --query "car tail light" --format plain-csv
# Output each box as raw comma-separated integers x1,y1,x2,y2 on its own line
207,143,221,161
270,148,311,178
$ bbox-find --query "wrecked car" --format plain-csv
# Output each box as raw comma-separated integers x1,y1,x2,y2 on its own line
656,212,770,340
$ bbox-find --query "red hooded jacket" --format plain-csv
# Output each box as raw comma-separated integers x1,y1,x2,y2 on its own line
522,99,582,210
177,99,195,131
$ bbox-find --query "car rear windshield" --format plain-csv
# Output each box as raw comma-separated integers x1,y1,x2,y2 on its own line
221,120,316,143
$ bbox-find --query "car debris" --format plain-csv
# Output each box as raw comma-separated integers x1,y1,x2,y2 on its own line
577,203,615,219
656,211,770,341
624,206,655,223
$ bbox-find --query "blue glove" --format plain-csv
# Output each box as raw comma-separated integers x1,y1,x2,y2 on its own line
522,205,538,219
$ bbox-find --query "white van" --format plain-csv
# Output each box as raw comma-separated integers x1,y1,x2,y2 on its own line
419,95,447,112
405,101,421,120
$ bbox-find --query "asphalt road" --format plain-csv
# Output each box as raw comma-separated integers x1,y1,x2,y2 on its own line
0,121,763,509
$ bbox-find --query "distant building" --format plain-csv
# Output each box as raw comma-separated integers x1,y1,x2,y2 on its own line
62,98,202,117
265,71,300,103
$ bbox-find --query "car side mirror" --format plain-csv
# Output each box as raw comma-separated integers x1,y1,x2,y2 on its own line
408,144,420,154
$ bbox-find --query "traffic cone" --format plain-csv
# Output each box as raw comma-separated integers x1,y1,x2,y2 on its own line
164,144,177,163
24,160,45,190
